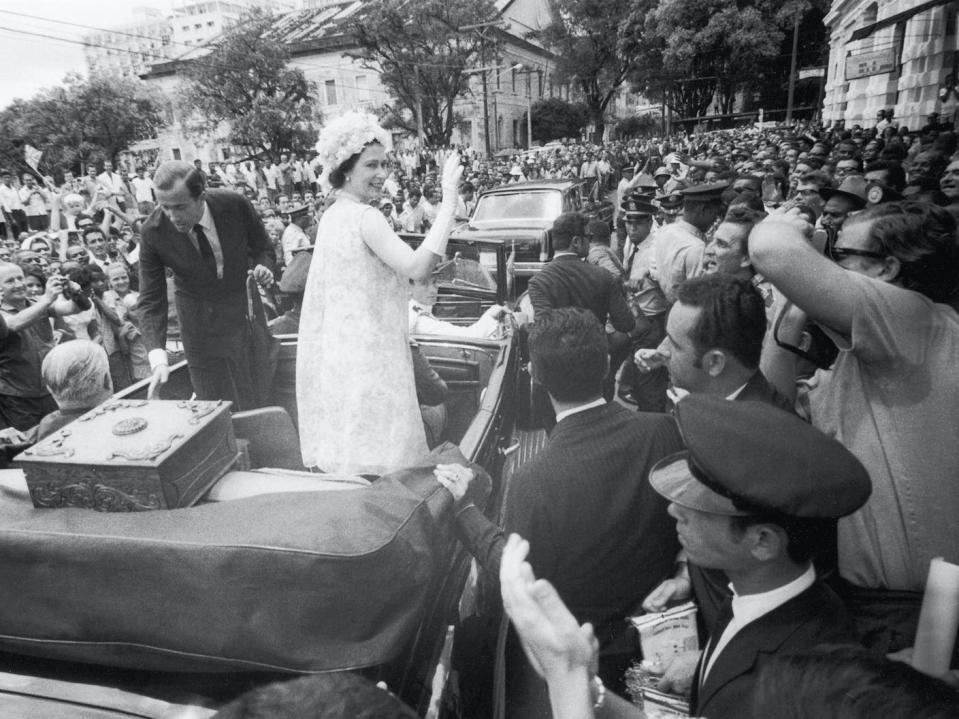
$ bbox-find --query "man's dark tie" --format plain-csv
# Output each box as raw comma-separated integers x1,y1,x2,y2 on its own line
193,224,216,275
698,596,734,688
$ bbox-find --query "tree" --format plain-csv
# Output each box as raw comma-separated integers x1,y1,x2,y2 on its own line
347,0,500,146
0,73,162,177
533,0,645,142
529,98,589,142
635,0,827,124
180,8,318,157
616,114,660,138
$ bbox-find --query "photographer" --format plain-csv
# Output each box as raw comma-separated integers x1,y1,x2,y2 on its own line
0,261,88,430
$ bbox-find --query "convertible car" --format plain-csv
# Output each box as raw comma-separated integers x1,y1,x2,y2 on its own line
0,237,532,718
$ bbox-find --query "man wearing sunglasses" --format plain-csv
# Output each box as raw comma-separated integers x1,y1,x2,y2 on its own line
750,202,959,660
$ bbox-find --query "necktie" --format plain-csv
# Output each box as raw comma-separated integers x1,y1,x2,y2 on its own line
699,596,734,688
193,224,217,276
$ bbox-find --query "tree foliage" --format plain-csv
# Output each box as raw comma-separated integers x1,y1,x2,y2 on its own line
529,98,589,142
616,114,661,139
0,73,162,176
533,0,641,142
180,8,318,157
347,0,500,146
623,0,829,123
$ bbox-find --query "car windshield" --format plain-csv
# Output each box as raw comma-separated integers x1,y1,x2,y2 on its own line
435,245,497,292
470,191,563,225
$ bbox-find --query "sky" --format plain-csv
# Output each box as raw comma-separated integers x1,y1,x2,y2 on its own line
0,0,172,109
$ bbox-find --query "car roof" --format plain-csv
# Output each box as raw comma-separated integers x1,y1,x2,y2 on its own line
478,179,583,194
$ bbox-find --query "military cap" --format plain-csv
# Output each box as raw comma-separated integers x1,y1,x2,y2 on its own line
283,203,310,218
649,396,871,518
278,249,312,294
653,166,671,178
658,193,684,214
820,176,868,208
679,181,729,203
621,196,658,217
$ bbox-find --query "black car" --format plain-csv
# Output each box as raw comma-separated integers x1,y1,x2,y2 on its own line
0,238,523,717
451,179,614,287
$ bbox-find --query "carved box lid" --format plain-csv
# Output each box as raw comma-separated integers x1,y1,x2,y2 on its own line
20,399,232,467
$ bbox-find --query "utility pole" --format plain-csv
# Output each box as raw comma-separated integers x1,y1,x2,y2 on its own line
786,13,800,122
459,21,500,158
414,65,425,146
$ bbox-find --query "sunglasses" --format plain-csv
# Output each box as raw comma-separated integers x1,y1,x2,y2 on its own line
828,245,885,262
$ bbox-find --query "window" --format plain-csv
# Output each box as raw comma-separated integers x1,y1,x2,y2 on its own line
172,148,182,160
511,68,517,93
325,79,337,105
355,75,369,101
208,21,215,27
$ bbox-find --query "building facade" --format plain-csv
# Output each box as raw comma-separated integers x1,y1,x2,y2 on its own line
822,0,959,130
138,0,561,163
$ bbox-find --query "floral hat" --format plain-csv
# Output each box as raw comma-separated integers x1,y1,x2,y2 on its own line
315,111,391,192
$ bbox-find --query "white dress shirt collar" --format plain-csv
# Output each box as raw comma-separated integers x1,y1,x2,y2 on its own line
703,564,816,681
554,397,606,424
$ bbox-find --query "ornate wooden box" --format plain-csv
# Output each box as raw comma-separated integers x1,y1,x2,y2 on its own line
19,399,239,511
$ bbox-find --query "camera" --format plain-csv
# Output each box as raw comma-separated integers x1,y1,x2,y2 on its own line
59,278,92,310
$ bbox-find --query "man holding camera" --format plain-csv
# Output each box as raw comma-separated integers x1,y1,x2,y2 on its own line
0,262,87,430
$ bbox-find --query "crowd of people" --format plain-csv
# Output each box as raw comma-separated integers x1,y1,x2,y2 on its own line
1,108,959,716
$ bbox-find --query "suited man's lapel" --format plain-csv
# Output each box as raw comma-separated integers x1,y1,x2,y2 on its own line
696,591,817,710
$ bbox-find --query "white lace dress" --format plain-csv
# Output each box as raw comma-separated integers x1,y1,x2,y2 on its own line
296,195,427,474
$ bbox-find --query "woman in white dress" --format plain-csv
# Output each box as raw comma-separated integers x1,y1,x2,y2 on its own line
296,112,463,475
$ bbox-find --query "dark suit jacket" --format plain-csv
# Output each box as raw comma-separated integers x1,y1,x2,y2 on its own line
138,189,274,359
691,581,856,719
457,403,683,629
456,402,683,718
528,254,634,333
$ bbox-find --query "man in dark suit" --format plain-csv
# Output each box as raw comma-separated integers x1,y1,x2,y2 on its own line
528,212,635,402
437,308,683,716
139,161,275,409
529,212,634,332
634,274,793,413
647,396,870,719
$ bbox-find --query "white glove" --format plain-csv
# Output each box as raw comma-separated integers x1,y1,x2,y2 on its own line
441,153,464,200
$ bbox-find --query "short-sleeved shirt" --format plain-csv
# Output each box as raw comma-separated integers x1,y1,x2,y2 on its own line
800,275,959,590
653,218,705,305
0,300,56,397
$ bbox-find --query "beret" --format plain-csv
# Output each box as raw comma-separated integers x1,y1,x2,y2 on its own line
650,396,871,518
